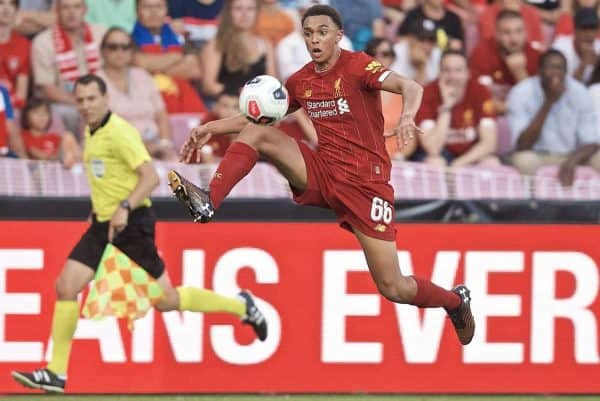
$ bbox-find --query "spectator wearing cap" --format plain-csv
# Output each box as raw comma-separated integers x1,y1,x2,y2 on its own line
397,0,464,50
478,0,544,49
277,0,353,82
0,0,30,109
391,18,441,84
508,49,600,186
167,0,224,50
414,50,499,168
552,7,600,83
470,10,540,114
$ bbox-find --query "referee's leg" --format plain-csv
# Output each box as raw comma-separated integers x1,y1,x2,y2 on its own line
154,271,268,341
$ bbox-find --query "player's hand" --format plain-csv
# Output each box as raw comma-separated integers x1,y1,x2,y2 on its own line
385,117,424,150
108,207,129,243
180,125,213,163
558,159,576,187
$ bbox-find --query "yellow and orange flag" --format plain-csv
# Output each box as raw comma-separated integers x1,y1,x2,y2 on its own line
82,244,164,329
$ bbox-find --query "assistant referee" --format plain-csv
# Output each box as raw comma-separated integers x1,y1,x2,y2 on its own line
11,74,267,394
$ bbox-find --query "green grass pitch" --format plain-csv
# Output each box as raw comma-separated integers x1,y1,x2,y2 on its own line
1,395,599,401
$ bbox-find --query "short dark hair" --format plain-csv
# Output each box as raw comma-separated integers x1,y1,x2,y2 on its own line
539,48,567,69
440,48,467,63
496,9,524,25
74,74,107,95
364,38,387,57
301,5,343,30
21,98,52,131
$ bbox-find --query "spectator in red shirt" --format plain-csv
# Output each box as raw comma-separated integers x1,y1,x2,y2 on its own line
478,0,544,49
470,10,540,114
0,0,30,109
20,97,81,167
415,50,500,167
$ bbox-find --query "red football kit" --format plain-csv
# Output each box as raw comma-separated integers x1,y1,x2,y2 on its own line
284,50,397,240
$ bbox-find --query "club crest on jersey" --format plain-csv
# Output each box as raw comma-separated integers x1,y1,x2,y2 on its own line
365,60,385,74
333,77,345,98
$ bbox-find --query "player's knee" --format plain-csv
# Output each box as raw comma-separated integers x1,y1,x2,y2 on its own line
54,277,78,300
376,279,413,304
238,124,274,151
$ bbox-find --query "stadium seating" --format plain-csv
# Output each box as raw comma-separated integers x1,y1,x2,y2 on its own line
168,113,203,152
0,158,36,196
38,162,90,196
453,165,527,199
390,162,449,199
534,165,600,200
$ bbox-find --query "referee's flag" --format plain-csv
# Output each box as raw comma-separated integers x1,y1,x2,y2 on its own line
82,243,165,328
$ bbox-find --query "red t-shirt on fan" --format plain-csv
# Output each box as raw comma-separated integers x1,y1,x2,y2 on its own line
285,50,392,182
21,131,61,158
416,79,496,156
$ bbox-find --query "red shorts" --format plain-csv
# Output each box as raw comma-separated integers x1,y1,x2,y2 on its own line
292,141,397,241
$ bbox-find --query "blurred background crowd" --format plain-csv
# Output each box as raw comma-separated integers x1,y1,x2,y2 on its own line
1,0,599,188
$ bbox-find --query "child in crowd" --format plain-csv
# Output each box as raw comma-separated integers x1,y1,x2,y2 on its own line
20,98,81,168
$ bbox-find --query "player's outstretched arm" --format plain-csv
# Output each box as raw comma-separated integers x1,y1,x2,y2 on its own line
381,73,425,150
180,114,250,163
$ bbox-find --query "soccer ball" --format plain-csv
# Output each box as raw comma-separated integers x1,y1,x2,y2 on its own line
239,75,289,125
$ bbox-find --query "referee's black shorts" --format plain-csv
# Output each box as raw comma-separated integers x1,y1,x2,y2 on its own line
68,207,165,279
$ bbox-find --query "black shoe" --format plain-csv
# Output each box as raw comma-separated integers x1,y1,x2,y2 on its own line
168,170,214,223
11,368,65,393
447,285,475,345
238,290,268,341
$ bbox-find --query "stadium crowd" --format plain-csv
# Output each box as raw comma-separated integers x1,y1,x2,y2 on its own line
0,0,599,187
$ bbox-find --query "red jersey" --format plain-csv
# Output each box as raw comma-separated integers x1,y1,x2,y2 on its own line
470,39,540,86
203,112,232,157
416,78,495,156
285,50,392,183
0,32,30,106
21,131,61,158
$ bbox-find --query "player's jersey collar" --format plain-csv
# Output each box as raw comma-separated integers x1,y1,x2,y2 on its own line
313,48,347,77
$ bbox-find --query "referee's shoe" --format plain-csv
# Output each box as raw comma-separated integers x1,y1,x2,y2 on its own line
168,170,214,223
11,368,65,393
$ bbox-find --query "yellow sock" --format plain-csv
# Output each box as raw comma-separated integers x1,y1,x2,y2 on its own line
46,301,79,376
177,287,246,317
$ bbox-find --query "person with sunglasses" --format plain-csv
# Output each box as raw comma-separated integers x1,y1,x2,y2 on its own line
97,27,177,161
365,37,417,160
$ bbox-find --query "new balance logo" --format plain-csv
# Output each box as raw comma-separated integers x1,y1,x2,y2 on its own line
337,98,350,115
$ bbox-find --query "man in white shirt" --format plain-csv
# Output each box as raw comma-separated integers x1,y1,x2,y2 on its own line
390,18,441,85
552,7,600,84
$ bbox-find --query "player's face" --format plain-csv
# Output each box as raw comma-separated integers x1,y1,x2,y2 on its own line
0,0,17,26
58,0,87,31
137,0,168,30
440,54,469,88
231,0,258,31
496,17,526,53
75,83,110,126
302,15,343,65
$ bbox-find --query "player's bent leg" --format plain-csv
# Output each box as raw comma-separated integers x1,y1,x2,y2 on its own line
153,272,268,341
170,124,308,222
12,259,94,393
355,229,475,345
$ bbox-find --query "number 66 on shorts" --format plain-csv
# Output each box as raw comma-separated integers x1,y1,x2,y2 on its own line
370,196,393,224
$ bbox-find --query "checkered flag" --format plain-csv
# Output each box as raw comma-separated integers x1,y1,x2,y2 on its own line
82,243,165,329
